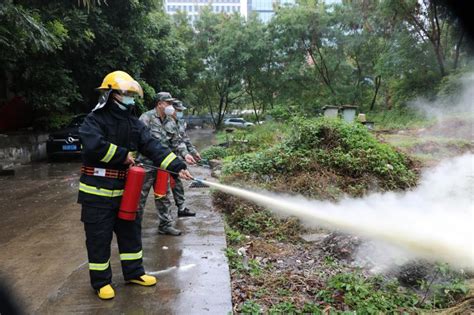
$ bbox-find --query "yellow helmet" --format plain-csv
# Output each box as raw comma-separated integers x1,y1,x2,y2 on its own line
97,70,143,97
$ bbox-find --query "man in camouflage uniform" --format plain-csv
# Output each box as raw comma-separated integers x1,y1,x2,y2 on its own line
171,100,201,217
137,92,196,236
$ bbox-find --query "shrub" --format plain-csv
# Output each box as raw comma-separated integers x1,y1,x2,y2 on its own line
219,121,287,157
266,106,294,121
223,117,417,190
201,145,228,160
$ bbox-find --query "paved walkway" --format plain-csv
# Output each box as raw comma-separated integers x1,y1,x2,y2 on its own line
0,162,232,314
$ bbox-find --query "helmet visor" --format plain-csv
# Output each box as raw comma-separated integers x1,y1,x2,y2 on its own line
114,78,144,98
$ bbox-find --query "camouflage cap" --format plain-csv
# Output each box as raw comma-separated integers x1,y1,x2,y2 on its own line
172,100,187,111
153,92,175,103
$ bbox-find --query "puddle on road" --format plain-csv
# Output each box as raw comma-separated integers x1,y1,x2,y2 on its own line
148,264,197,276
1,160,81,181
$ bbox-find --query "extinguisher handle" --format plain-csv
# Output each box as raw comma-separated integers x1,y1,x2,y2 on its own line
138,163,196,181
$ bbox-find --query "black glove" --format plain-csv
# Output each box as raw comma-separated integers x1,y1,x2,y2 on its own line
167,157,187,177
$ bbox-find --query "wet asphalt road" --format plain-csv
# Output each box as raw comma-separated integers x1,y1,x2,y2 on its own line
0,129,232,314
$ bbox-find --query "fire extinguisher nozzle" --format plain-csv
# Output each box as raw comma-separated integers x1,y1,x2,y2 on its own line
189,178,209,188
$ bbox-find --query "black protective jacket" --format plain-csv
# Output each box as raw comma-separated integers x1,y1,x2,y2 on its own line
77,101,186,209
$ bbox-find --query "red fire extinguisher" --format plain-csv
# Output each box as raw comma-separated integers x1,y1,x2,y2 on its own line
170,176,176,189
119,166,146,221
154,169,169,198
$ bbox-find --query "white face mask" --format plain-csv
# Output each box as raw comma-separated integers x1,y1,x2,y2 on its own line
164,105,175,116
121,95,135,106
176,112,184,119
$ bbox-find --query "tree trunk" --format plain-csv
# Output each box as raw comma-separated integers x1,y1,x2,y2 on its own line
385,87,392,111
453,29,464,70
370,76,381,111
434,47,446,77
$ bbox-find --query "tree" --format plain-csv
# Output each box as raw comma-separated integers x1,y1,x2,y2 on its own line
1,0,189,128
193,11,247,128
240,15,276,122
386,0,465,77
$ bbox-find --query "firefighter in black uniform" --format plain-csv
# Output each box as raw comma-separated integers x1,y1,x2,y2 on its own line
78,70,193,300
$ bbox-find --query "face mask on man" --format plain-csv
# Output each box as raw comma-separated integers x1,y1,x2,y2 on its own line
121,96,135,106
164,105,175,116
176,111,184,119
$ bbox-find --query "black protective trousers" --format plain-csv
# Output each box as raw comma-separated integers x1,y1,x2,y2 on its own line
81,205,144,290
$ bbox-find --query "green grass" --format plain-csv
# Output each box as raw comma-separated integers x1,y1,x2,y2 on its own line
368,108,434,130
383,135,471,147
382,134,472,162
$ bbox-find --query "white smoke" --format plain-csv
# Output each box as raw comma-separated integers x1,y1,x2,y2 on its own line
408,72,474,147
353,154,474,272
410,72,474,121
205,154,474,270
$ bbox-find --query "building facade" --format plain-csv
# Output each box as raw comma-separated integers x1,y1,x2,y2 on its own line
163,0,294,23
164,0,248,23
247,0,294,23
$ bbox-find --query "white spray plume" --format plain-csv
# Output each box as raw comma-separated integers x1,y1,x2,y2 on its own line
410,72,474,122
205,154,474,270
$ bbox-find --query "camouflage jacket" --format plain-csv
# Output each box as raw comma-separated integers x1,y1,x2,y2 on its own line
164,117,189,158
136,109,188,164
177,119,197,155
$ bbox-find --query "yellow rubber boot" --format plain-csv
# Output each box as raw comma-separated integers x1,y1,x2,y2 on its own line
97,284,115,300
128,274,157,286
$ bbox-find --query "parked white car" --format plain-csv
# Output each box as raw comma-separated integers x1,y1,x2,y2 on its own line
223,118,255,128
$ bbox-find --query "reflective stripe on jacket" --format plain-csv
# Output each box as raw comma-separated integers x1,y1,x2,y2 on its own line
77,101,185,209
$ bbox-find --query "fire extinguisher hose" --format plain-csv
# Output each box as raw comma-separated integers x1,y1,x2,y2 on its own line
137,163,205,184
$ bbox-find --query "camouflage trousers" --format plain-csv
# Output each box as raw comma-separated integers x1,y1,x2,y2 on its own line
171,177,185,210
138,168,173,229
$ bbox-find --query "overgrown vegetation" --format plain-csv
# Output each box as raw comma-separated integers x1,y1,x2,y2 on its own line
222,118,417,192
211,118,470,313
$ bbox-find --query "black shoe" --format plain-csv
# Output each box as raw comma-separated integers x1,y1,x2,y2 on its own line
158,226,182,236
178,207,196,217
